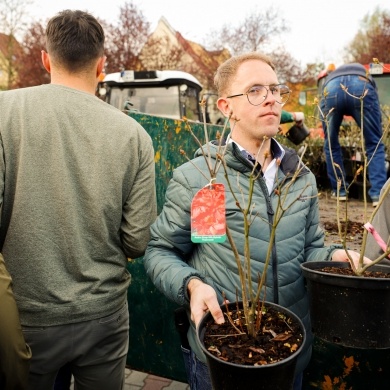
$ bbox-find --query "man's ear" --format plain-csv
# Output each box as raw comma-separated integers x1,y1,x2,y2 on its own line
41,50,51,73
96,56,106,78
217,97,232,117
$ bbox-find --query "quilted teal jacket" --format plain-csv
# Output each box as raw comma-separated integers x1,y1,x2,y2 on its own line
144,140,338,375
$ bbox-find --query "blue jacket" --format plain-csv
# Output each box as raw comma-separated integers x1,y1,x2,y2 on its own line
144,140,339,374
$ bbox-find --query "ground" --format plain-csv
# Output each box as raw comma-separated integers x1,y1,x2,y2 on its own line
318,190,371,252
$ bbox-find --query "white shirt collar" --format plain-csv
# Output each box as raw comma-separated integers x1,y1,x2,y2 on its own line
228,136,285,194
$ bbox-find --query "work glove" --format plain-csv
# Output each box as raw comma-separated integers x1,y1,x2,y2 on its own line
292,112,305,123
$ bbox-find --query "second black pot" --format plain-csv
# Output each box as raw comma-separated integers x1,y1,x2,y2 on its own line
301,261,390,348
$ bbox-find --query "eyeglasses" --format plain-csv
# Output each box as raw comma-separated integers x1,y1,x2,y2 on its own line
226,84,290,106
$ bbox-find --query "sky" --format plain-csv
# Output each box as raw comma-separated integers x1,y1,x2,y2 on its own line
28,0,388,67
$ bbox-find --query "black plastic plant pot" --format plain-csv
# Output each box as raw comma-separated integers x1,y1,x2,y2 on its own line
303,336,390,390
197,301,306,390
286,123,310,145
301,261,390,348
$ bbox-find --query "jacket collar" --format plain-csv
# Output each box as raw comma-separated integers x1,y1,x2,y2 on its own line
194,138,309,178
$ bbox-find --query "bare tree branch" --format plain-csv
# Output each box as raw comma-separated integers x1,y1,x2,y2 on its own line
104,1,150,73
344,7,390,63
204,7,288,56
0,0,33,89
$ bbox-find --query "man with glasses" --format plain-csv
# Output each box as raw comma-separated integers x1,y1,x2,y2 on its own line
144,52,359,390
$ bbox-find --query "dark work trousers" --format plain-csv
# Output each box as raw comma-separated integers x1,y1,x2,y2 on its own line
54,363,72,390
23,302,129,390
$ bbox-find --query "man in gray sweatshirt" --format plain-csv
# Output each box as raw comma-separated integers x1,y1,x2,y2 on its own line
0,9,156,390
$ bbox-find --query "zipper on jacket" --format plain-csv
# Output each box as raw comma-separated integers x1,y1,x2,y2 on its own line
257,178,279,304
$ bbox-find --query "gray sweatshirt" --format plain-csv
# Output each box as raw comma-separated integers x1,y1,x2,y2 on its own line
0,84,157,326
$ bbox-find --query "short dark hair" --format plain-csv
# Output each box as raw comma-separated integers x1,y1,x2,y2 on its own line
214,52,275,97
45,10,105,72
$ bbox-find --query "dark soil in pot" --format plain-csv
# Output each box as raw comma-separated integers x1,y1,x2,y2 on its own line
319,265,390,278
202,303,304,366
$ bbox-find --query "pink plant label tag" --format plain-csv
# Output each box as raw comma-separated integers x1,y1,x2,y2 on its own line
191,183,226,243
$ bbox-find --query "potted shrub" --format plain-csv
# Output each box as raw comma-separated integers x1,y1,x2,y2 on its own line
179,100,311,390
301,61,390,389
